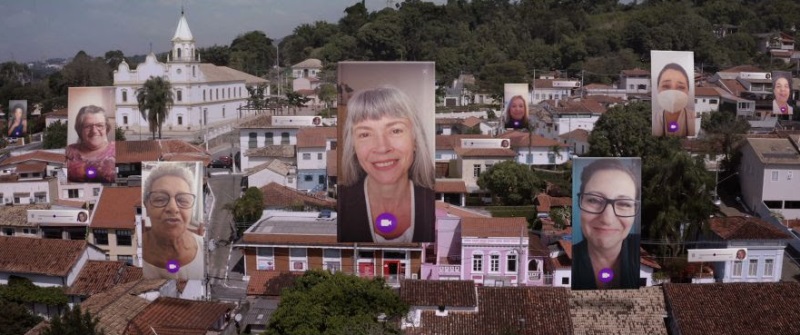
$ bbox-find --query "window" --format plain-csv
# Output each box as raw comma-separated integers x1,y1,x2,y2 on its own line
94,229,108,245
257,247,275,270
123,115,128,125
526,153,533,164
710,99,718,104
67,188,81,199
304,175,313,182
629,84,634,90
177,116,183,125
14,192,29,203
330,141,337,150
203,90,206,101
228,88,231,98
764,201,782,209
490,254,500,273
785,201,800,209
281,132,290,144
223,107,225,118
507,252,517,273
34,192,46,203
216,88,219,100
772,171,779,181
318,175,325,185
265,132,273,145
472,253,483,272
118,255,133,265
732,260,742,277
323,249,341,273
249,132,258,149
303,153,311,160
116,230,132,246
2,228,12,236
561,277,569,285
317,153,323,160
93,188,100,197
748,259,758,277
176,90,182,102
290,248,308,271
122,90,127,102
473,164,481,177
239,87,242,97
436,153,442,159
764,259,774,277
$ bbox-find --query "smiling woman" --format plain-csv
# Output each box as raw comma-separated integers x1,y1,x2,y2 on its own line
337,87,435,243
66,105,116,183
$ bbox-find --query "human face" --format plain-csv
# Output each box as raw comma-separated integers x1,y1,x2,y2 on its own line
658,68,689,94
13,108,22,120
508,97,526,121
145,176,193,239
580,169,636,252
353,116,415,187
80,112,108,150
775,77,790,105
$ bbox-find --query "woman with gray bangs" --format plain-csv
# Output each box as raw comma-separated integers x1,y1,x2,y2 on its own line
338,87,435,243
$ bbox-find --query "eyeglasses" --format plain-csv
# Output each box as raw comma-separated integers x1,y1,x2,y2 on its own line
579,193,639,217
146,191,196,209
82,123,106,131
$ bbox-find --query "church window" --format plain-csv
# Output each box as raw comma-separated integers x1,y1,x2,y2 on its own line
192,66,196,77
178,116,183,125
177,90,182,102
216,89,219,100
123,116,128,125
177,48,181,58
122,90,127,102
203,90,206,101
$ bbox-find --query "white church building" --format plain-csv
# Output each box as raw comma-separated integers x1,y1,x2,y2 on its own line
113,11,268,135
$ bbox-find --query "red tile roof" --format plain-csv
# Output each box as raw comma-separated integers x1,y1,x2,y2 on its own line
91,187,141,229
81,279,166,335
400,280,477,307
454,147,517,158
261,182,335,209
499,130,568,148
15,161,47,174
125,297,234,335
461,116,482,128
116,140,208,164
664,282,800,335
435,201,490,219
535,193,572,213
434,179,467,193
49,108,69,117
0,151,65,167
461,217,527,238
246,271,300,296
709,216,791,240
559,129,590,143
528,233,550,257
695,86,723,97
570,287,668,335
65,260,143,296
296,127,337,148
0,236,87,277
622,68,650,76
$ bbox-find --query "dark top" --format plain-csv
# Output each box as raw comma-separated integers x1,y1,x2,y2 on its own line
10,123,25,137
337,178,435,243
571,234,640,290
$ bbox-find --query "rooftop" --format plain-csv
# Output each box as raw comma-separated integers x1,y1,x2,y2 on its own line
708,216,791,240
400,280,477,308
199,63,267,85
91,187,141,230
261,182,336,209
246,271,300,296
0,236,88,277
745,137,800,165
0,204,50,227
292,58,323,69
296,127,337,149
0,150,65,167
434,179,468,194
570,287,667,335
116,140,209,165
500,130,569,148
65,260,143,297
461,217,527,238
246,145,296,158
80,279,164,335
125,297,234,335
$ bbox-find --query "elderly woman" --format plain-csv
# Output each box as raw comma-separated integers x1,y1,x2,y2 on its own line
504,95,530,129
572,159,641,290
142,163,204,280
337,87,436,243
8,104,26,137
66,105,116,183
652,63,697,137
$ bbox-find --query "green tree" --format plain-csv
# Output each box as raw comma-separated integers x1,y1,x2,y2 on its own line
229,31,275,77
286,91,311,113
115,126,126,141
587,102,654,157
477,61,527,102
477,160,544,206
316,83,337,109
0,299,43,335
103,50,126,71
60,51,112,87
246,83,269,110
136,76,174,139
701,110,750,164
43,305,105,335
197,45,230,66
43,120,67,149
266,270,407,335
224,187,264,234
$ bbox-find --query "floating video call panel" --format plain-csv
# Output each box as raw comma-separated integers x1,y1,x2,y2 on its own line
66,87,117,184
336,62,436,244
503,83,530,130
771,70,794,117
571,157,641,290
651,50,698,137
141,161,205,280
8,99,28,138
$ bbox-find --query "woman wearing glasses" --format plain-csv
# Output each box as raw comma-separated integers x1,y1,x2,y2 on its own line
572,159,641,290
66,105,116,183
142,163,204,280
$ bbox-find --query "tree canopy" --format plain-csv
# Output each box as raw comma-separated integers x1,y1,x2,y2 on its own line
43,305,105,335
43,120,67,149
266,270,407,335
477,160,544,206
136,76,174,139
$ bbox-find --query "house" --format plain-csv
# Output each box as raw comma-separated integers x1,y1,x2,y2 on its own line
703,216,790,283
0,236,106,288
452,138,518,193
532,99,605,140
0,204,49,238
244,159,297,190
739,136,800,220
548,239,662,288
400,280,573,335
44,108,68,128
238,115,299,170
88,187,142,265
531,78,580,104
434,179,468,207
291,58,322,80
570,287,668,335
114,11,267,136
260,182,336,210
80,279,174,335
619,68,651,98
237,211,423,287
295,127,337,191
499,130,570,166
434,134,492,178
124,297,235,334
580,83,628,100
663,282,800,335
694,86,724,114
435,117,493,136
115,139,210,180
707,65,766,119
64,260,143,304
0,151,66,205
559,128,590,156
755,31,797,63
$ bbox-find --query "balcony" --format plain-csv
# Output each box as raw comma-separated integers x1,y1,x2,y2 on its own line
438,265,461,276
528,271,541,281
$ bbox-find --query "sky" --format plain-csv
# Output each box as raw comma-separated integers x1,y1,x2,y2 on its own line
0,0,445,63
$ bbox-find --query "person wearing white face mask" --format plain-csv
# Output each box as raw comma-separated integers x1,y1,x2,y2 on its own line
652,63,697,137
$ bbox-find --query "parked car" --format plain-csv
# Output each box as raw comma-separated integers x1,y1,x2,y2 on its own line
208,156,232,169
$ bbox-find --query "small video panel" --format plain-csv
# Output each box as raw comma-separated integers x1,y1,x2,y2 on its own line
67,87,116,184
336,62,436,243
141,161,205,280
503,83,530,130
8,100,27,138
571,157,641,290
651,51,698,137
771,71,794,117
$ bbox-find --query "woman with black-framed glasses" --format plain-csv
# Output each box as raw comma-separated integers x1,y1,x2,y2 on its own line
572,158,641,290
142,162,204,280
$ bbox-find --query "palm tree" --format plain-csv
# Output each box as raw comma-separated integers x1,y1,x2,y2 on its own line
137,76,174,139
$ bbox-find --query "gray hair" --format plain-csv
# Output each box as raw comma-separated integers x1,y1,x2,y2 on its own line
74,105,111,142
143,163,197,200
340,87,435,189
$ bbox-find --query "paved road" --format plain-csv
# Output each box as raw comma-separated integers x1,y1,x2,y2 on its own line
207,173,248,301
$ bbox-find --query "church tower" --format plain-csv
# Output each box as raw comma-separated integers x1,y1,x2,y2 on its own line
170,8,196,63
